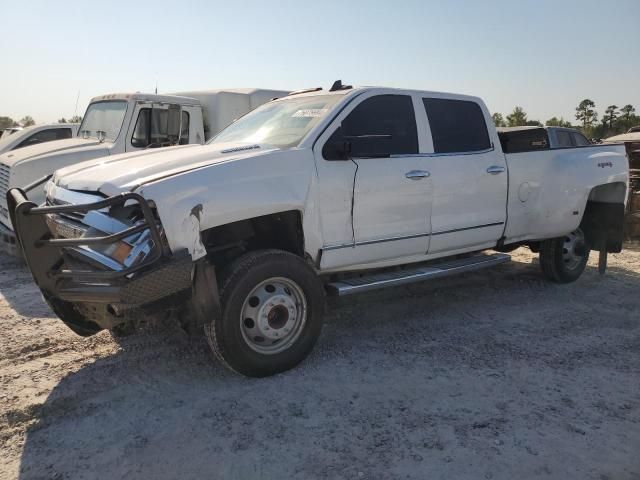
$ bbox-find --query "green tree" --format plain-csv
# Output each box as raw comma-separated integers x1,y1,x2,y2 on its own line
620,104,635,122
546,117,572,127
0,116,17,130
492,112,506,127
58,117,68,124
68,115,83,123
603,105,618,129
20,116,35,127
524,120,543,127
506,106,528,126
575,99,597,129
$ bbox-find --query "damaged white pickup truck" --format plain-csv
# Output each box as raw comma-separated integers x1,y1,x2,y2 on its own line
8,82,629,377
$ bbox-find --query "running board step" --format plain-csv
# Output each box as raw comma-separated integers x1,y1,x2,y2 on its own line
325,253,511,296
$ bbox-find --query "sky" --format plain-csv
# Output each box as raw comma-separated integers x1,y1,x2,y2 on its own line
1,0,638,124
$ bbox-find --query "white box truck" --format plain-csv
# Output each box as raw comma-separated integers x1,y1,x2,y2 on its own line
0,88,289,255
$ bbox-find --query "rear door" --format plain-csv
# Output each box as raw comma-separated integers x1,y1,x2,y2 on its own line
421,97,508,254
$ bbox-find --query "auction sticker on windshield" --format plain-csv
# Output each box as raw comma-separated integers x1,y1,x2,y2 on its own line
292,109,328,118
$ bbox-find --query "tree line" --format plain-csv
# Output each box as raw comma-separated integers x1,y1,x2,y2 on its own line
493,100,639,139
0,115,82,131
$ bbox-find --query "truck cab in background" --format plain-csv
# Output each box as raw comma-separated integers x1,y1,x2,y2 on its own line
497,126,592,153
0,88,289,255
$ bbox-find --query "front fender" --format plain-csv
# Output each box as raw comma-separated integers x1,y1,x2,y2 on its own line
137,149,316,259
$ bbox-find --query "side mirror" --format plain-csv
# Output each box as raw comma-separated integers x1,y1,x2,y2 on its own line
167,105,181,143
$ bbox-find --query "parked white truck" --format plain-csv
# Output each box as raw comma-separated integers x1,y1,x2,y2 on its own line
0,88,288,254
0,123,79,154
9,82,629,377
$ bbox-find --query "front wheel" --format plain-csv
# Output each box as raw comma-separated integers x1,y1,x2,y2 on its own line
539,228,590,283
205,250,324,377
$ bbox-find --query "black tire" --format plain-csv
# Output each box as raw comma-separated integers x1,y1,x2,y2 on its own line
539,228,590,283
205,249,324,377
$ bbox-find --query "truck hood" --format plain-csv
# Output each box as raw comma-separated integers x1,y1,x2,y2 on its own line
0,137,109,167
54,143,280,196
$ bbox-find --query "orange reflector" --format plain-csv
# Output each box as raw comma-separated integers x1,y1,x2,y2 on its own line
111,242,133,264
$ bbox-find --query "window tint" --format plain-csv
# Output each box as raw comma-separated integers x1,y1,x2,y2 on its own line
571,132,590,146
132,108,187,148
15,128,72,149
497,128,549,154
423,98,491,153
556,130,573,148
329,94,418,158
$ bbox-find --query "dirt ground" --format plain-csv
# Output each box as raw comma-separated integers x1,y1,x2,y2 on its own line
1,247,639,480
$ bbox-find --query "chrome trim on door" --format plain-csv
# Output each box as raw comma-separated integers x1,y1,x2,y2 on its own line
322,231,430,251
431,221,504,236
486,165,506,174
405,170,430,180
390,146,495,159
321,222,505,251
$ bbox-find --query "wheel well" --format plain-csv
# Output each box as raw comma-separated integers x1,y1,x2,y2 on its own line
580,182,627,253
587,182,627,204
201,210,305,268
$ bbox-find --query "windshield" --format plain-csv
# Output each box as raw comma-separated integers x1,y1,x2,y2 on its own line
78,100,128,142
209,94,343,149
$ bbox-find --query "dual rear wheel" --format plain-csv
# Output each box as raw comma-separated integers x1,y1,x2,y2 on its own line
539,228,590,283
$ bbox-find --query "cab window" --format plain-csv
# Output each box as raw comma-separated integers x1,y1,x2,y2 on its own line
15,128,72,149
324,95,418,159
131,108,189,148
571,132,591,146
556,131,573,148
423,98,491,154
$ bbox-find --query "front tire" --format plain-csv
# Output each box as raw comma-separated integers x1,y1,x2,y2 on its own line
539,228,590,283
205,249,324,377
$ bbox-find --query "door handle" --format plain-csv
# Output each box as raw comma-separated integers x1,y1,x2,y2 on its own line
405,170,430,180
486,166,506,174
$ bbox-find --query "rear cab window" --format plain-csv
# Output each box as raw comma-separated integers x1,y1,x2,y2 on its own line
498,128,549,154
556,131,573,148
422,98,491,153
571,132,591,146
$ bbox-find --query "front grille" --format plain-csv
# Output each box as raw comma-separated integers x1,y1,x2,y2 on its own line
0,163,10,199
47,197,86,222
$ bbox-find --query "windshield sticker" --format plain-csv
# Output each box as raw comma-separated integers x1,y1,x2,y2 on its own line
292,109,328,118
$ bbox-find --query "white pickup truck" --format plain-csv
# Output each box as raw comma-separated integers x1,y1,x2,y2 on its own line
9,82,629,377
0,89,288,254
0,123,79,154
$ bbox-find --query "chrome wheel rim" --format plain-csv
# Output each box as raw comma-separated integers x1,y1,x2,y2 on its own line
562,229,587,271
239,277,307,355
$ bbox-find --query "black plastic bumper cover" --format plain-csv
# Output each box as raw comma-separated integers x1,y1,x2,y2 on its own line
7,187,193,334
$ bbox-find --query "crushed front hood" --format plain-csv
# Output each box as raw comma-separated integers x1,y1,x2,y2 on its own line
54,143,279,196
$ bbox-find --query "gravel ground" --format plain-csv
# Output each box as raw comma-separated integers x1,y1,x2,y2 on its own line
1,247,639,480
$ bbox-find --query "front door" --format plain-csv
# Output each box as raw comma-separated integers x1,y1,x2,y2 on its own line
317,93,433,269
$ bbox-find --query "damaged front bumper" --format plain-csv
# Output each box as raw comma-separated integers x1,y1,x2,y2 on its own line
7,185,194,335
